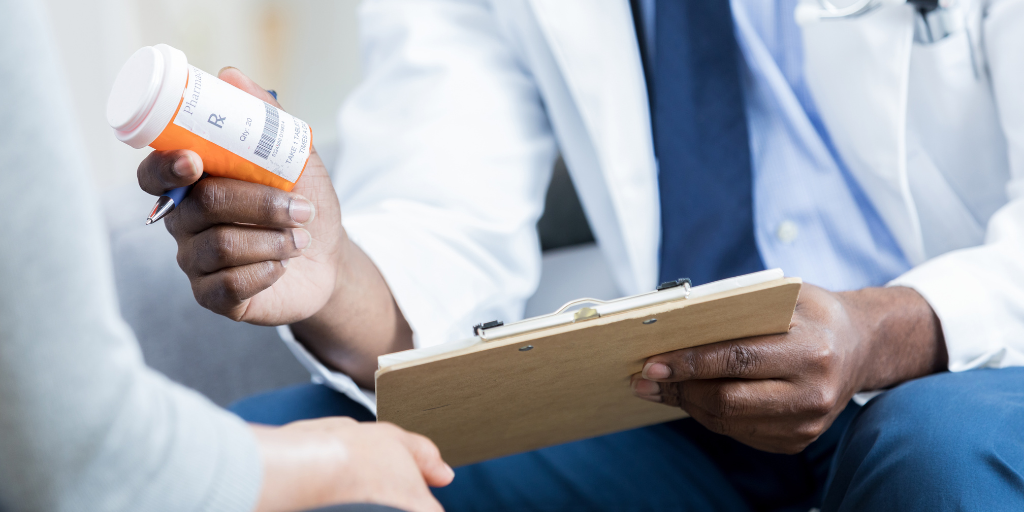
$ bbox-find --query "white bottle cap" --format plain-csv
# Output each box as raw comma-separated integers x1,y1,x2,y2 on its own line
107,44,188,149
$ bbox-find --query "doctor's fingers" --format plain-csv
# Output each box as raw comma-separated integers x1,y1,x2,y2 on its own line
177,224,310,275
188,260,286,321
641,333,796,383
162,177,315,237
652,379,835,453
138,149,204,195
217,66,283,109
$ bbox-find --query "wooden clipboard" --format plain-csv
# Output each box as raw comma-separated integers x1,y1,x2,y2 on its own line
375,276,802,467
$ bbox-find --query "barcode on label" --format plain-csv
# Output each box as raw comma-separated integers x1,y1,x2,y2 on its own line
254,102,278,159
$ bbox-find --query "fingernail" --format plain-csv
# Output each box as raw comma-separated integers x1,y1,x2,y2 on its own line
218,66,237,75
289,197,315,224
633,378,660,396
445,463,455,478
643,362,672,380
280,259,289,268
292,228,311,250
172,155,196,178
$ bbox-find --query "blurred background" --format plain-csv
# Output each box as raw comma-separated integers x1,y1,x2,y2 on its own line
42,0,363,189
39,0,617,408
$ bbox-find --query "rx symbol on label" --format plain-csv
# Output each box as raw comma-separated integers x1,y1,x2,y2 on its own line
207,113,227,128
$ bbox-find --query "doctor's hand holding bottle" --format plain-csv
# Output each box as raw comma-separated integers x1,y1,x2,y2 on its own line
137,67,410,388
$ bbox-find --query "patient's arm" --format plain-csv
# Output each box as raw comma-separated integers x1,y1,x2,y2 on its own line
0,3,448,510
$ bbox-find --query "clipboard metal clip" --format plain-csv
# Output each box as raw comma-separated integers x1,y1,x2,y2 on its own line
472,277,693,338
573,307,600,322
554,298,605,313
554,278,691,321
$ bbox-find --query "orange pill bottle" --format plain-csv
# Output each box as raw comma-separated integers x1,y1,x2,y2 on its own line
106,44,311,191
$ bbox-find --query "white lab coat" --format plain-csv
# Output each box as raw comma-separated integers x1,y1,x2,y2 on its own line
331,0,1024,376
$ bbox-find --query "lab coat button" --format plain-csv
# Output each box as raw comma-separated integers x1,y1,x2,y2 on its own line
776,220,799,243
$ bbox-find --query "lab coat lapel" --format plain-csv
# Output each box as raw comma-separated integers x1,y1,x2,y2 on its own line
801,4,926,264
526,0,661,293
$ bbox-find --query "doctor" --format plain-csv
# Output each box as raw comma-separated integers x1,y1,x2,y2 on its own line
139,0,1024,509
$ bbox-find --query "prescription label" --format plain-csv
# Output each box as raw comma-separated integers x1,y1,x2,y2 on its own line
173,66,310,183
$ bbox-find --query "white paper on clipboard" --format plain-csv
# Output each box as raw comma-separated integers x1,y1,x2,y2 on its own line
378,268,785,368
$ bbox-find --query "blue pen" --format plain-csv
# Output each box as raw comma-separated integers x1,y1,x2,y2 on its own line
145,90,279,226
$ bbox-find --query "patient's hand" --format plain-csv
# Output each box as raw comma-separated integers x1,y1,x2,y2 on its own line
630,284,947,454
252,418,453,512
138,68,412,387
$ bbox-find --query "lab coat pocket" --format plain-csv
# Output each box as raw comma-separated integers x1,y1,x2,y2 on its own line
910,29,976,87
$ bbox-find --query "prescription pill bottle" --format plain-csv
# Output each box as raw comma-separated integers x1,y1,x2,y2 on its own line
106,44,311,191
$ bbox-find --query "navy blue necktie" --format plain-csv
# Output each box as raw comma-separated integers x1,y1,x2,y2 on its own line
651,0,764,286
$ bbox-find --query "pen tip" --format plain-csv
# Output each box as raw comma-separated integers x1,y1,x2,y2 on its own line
146,196,176,226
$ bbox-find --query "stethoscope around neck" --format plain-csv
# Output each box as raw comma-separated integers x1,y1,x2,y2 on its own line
796,0,956,44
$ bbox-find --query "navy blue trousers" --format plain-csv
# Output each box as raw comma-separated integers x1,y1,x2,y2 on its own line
232,369,1024,511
